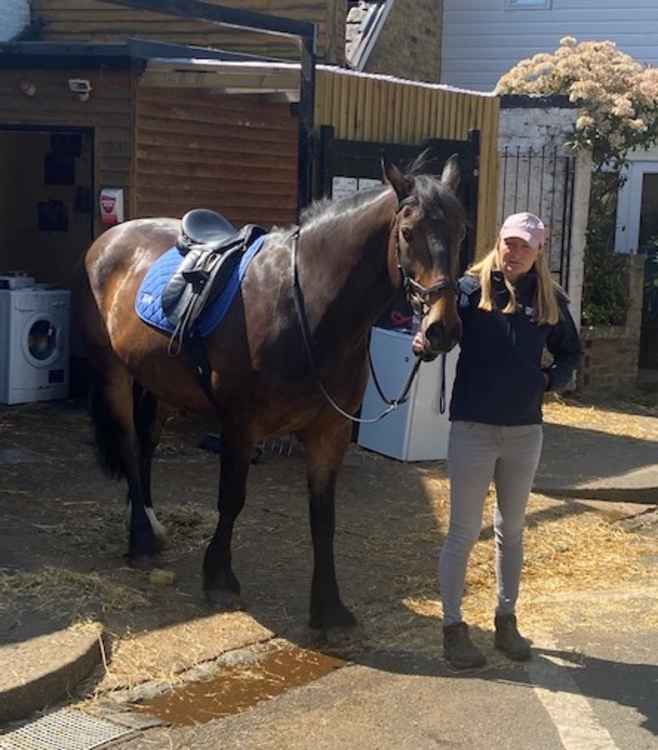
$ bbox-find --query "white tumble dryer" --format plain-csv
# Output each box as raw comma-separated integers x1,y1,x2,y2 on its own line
0,282,71,405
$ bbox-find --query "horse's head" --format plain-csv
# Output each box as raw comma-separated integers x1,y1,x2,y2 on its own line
384,153,466,360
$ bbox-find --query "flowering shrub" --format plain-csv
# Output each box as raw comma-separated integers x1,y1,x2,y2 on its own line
497,38,658,327
496,36,658,171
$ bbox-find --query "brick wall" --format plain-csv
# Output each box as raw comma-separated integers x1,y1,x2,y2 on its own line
578,255,646,391
363,0,442,83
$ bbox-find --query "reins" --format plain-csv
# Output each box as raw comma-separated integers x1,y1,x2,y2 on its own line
290,225,450,425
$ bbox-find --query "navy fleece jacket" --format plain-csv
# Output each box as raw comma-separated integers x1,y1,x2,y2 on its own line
449,271,583,426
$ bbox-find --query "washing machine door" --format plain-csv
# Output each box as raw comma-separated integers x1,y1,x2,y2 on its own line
21,313,65,368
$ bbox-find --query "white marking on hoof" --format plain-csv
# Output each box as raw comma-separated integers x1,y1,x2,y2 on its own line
146,507,168,545
126,501,168,545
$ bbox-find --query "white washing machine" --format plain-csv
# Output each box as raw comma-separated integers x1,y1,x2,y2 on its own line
0,283,71,405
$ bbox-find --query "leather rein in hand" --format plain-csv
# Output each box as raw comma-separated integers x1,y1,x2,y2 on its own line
290,216,456,425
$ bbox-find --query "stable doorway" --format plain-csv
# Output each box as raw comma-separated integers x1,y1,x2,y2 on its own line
0,126,94,289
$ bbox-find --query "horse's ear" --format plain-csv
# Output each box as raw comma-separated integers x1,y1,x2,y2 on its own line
441,154,461,194
381,153,412,200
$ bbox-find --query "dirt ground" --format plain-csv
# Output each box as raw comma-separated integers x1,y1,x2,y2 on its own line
1,393,657,701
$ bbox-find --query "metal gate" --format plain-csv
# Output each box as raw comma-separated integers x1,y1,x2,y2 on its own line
315,126,480,275
499,145,576,291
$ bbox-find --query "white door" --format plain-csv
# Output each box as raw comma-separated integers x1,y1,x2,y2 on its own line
615,161,658,253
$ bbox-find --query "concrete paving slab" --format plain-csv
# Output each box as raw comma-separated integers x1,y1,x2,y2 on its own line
534,422,658,503
0,623,105,723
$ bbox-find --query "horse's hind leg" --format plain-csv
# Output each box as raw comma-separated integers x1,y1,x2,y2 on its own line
301,417,357,631
203,423,252,610
132,384,167,548
88,359,157,565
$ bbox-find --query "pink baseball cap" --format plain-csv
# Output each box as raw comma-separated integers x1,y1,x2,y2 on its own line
500,212,545,250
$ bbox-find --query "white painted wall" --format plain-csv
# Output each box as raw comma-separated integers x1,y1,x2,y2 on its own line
442,0,658,91
615,149,658,254
498,105,575,153
0,0,30,41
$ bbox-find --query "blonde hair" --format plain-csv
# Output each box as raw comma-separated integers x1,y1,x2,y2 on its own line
467,236,561,325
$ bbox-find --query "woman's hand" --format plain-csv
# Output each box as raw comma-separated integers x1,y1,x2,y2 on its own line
412,331,425,356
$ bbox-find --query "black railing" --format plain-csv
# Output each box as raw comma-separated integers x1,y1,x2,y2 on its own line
499,146,576,291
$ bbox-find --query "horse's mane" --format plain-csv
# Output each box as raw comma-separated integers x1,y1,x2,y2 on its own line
267,185,387,244
298,153,449,227
300,186,386,228
269,154,450,242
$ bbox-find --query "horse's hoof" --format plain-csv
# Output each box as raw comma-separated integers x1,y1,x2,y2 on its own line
153,535,167,553
204,588,245,612
308,620,363,648
128,553,156,571
309,604,358,632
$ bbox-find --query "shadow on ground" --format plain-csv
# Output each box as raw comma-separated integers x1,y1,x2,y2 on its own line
0,398,656,707
350,637,658,737
535,418,658,502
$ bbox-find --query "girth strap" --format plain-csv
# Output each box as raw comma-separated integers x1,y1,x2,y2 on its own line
167,245,242,357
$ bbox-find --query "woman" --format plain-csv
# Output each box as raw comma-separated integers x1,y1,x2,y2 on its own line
414,212,582,670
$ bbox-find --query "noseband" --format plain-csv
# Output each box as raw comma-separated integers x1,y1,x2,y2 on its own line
395,213,458,316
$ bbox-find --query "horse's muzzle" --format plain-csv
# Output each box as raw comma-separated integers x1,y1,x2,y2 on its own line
421,320,461,360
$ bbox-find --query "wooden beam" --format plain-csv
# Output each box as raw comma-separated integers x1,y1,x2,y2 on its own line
141,61,300,96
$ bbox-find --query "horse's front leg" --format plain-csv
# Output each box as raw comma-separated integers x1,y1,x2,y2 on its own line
301,417,357,631
203,425,252,610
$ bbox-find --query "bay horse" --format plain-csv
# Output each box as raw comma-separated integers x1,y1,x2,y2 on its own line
79,154,465,631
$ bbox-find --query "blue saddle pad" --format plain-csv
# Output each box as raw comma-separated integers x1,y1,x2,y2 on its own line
135,235,266,337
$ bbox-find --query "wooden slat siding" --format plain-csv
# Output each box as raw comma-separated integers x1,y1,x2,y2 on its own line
362,74,373,142
33,0,339,63
402,85,413,143
135,87,298,227
0,67,134,237
443,0,658,91
421,88,431,140
354,74,366,140
479,97,500,256
315,68,500,258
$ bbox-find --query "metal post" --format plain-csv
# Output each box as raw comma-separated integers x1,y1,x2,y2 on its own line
298,31,317,215
559,156,572,290
466,128,480,268
513,145,521,211
501,146,509,224
564,157,576,294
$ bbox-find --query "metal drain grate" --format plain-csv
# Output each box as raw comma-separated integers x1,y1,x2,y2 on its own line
0,708,134,750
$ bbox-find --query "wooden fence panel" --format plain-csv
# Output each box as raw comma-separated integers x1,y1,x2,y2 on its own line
315,68,500,257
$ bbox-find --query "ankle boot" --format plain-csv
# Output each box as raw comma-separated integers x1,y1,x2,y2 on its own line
443,622,487,669
494,613,531,661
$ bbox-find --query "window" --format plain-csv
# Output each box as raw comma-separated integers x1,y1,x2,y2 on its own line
505,0,552,9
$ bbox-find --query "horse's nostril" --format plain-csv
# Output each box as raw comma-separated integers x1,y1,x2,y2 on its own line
425,322,460,353
425,323,447,349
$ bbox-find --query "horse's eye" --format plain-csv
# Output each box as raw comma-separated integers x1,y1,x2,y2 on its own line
401,227,413,243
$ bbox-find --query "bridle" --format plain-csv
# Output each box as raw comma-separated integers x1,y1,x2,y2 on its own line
290,202,459,425
394,212,459,317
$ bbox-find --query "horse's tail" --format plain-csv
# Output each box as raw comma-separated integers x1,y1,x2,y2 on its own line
88,368,126,480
